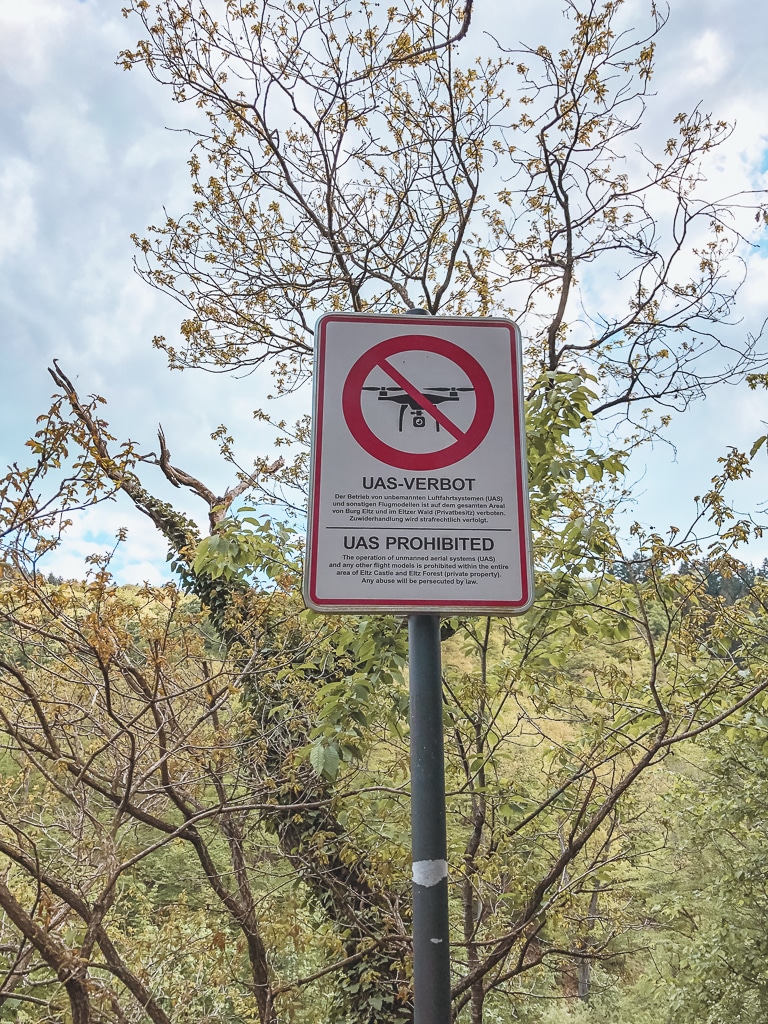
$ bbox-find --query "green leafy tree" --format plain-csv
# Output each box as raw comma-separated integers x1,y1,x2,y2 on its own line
1,363,766,1023
637,686,768,1024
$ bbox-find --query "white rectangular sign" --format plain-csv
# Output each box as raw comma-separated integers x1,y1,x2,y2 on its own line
303,313,533,614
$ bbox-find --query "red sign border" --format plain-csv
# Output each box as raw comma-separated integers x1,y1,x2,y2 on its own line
305,313,533,614
341,334,495,471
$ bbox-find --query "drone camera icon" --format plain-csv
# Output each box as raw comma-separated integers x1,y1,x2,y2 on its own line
362,385,475,433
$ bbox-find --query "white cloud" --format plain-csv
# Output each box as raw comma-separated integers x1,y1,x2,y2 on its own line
39,496,205,587
0,157,39,261
680,29,731,87
0,0,71,87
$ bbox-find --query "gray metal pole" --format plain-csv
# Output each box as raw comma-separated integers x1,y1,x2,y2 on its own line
408,612,452,1023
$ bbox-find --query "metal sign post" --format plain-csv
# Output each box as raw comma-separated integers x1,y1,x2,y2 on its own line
304,309,533,1021
406,311,451,1021
409,612,451,1023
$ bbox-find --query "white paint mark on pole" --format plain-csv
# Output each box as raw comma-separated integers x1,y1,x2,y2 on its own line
412,859,448,887
430,938,444,944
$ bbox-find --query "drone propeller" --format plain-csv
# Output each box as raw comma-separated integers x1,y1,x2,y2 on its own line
362,386,474,393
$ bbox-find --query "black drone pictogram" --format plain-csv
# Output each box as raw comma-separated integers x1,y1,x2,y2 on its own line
362,385,474,432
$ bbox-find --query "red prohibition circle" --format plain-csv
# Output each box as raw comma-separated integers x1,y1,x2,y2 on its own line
341,334,495,470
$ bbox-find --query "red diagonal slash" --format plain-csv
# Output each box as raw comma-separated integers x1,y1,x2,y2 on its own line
378,358,467,441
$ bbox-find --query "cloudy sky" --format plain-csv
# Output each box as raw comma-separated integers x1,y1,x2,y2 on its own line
1,0,767,583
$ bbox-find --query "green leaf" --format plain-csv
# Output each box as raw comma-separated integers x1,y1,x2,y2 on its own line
309,743,326,776
322,744,340,781
749,434,767,458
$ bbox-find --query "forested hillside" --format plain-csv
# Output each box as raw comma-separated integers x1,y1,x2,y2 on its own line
1,549,768,1022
